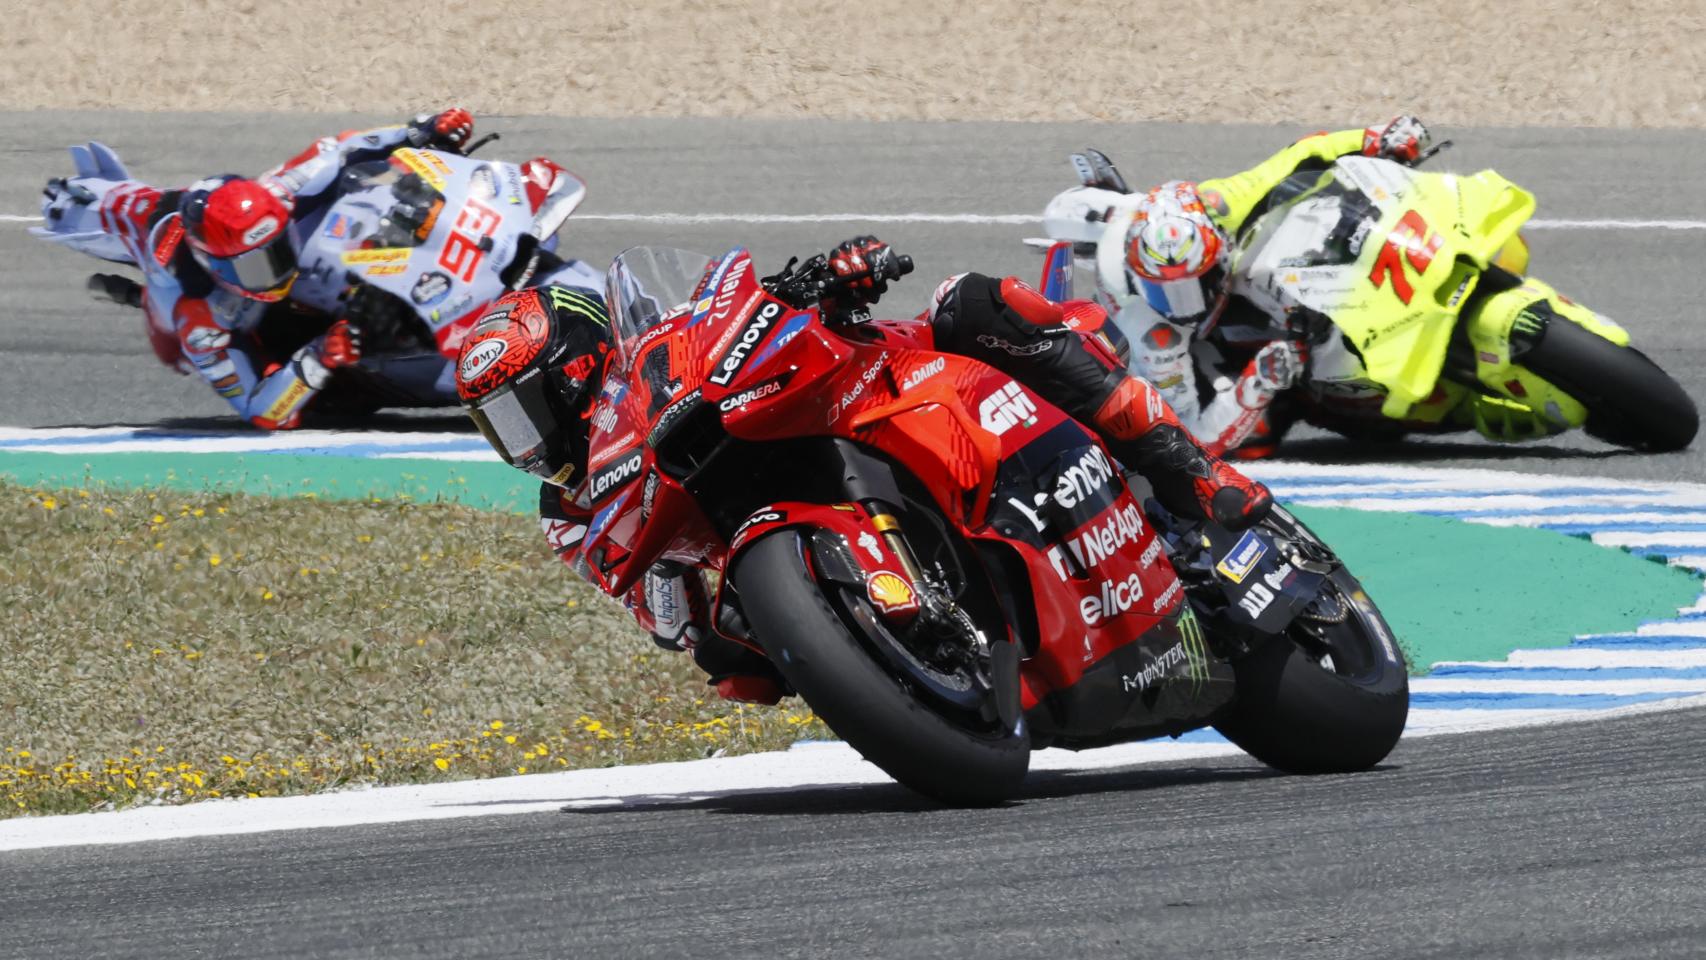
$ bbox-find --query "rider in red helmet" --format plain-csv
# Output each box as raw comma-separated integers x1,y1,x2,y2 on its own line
181,178,299,303
42,108,476,429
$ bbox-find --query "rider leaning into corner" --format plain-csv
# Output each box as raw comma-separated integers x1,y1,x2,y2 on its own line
454,238,1276,705
38,108,477,429
1092,116,1447,457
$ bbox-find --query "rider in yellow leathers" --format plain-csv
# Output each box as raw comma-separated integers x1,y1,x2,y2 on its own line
1088,117,1608,455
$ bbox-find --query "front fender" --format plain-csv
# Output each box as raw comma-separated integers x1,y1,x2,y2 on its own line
723,501,923,622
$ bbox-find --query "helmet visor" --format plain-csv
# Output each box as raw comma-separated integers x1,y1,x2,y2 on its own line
207,235,298,300
466,372,578,485
1135,275,1209,322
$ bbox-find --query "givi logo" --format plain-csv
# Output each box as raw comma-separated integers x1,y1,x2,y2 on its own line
979,382,1037,435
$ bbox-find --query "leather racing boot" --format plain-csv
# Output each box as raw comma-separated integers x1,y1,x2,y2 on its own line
1092,376,1274,531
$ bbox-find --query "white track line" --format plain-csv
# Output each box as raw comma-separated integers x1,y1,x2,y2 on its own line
9,213,1706,229
4,693,1700,852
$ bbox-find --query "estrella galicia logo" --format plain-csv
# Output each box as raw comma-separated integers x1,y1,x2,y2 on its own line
411,270,452,307
707,301,784,387
587,447,644,503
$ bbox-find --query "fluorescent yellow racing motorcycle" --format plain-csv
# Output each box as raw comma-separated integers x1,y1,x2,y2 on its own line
1044,142,1698,452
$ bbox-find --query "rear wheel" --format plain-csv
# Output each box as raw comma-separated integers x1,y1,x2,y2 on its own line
1520,318,1698,452
732,531,1030,804
1213,510,1410,773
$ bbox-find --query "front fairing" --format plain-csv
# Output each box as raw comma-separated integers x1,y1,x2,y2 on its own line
292,149,536,358
1233,157,1536,418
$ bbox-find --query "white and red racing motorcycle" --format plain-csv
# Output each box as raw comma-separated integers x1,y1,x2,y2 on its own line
33,135,596,416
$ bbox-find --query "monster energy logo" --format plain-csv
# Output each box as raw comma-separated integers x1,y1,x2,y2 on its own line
1512,307,1547,339
1178,605,1210,695
547,286,608,326
1119,606,1211,696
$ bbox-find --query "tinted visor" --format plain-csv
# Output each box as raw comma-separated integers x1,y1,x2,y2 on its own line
466,373,582,486
208,234,298,298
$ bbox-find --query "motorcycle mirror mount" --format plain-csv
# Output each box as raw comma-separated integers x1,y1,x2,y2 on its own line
462,132,501,156
1411,139,1454,168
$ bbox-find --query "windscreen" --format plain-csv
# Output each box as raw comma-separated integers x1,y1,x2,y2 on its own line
605,246,716,362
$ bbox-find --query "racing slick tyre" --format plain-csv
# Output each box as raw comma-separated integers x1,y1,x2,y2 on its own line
732,530,1030,805
1521,318,1698,452
1213,512,1409,774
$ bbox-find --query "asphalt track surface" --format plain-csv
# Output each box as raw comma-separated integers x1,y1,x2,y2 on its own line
5,115,1706,958
5,112,1706,483
3,707,1703,960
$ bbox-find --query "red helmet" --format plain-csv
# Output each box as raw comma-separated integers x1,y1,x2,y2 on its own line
457,285,614,488
182,177,298,302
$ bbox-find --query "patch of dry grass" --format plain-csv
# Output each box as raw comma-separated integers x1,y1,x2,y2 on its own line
0,482,826,817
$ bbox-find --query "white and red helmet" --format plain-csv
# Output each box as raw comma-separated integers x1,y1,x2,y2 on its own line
1123,181,1228,325
182,176,298,302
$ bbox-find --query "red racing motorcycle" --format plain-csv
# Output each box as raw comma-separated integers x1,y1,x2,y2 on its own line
580,244,1409,803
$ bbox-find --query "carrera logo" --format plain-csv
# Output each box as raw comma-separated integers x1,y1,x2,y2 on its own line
901,357,946,391
978,381,1038,435
707,301,783,387
242,216,280,246
1080,572,1144,625
587,448,643,503
458,338,508,382
717,374,788,412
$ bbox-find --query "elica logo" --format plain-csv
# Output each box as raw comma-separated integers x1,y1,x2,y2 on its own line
901,357,946,391
979,382,1038,435
1053,447,1115,510
718,378,783,412
459,338,508,382
1080,572,1144,624
708,301,782,387
587,450,643,502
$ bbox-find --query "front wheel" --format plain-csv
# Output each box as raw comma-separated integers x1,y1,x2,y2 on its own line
731,531,1030,804
1213,511,1410,773
1520,318,1698,452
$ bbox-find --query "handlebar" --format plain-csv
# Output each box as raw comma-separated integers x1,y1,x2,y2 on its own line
763,250,915,309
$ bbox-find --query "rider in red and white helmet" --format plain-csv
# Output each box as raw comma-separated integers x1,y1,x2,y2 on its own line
181,177,299,303
1122,181,1229,326
1092,117,1434,458
41,108,477,429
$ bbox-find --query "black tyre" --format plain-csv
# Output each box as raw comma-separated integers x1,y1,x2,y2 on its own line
1520,318,1698,452
1213,511,1410,773
732,531,1030,804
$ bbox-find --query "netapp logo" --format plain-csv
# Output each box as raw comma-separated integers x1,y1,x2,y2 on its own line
707,301,783,387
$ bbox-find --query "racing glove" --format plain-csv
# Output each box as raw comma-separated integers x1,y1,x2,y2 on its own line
407,107,475,151
828,235,899,306
1234,340,1305,410
1362,115,1432,165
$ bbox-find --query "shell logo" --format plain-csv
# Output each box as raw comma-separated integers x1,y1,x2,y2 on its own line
866,570,918,614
